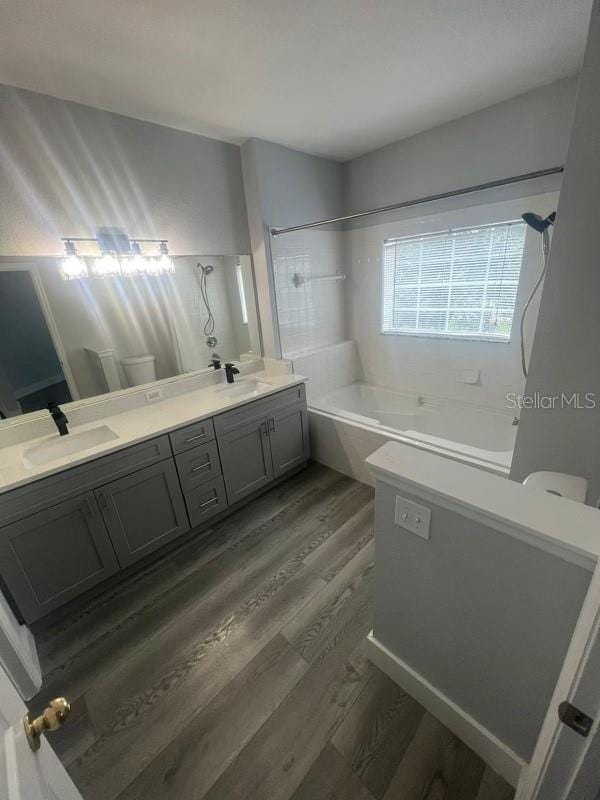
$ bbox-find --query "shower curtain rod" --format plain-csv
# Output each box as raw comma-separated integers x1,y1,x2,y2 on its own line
269,166,563,237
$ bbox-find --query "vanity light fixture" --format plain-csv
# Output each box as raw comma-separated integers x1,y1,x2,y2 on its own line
59,240,88,280
59,233,174,279
91,252,122,278
120,240,148,276
148,241,175,275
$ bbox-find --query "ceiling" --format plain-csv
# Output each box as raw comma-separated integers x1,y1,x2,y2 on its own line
0,0,592,161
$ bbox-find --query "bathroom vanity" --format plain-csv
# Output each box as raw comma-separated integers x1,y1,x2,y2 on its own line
0,378,308,623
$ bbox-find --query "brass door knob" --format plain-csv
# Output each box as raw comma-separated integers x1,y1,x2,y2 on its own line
23,697,71,752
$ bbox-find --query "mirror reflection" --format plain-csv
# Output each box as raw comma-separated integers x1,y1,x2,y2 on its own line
0,255,261,420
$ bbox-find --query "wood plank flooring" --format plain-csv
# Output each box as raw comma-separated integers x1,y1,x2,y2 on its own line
33,462,514,800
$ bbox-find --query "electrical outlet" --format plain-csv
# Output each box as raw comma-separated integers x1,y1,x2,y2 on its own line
394,496,431,540
145,388,163,403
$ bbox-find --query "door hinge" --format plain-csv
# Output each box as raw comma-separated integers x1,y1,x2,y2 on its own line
558,701,593,737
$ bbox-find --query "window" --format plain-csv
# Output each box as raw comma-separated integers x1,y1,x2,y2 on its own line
381,221,526,341
236,262,249,324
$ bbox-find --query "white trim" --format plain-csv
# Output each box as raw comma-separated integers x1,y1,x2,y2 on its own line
29,266,80,400
367,443,600,571
0,591,41,700
366,632,525,787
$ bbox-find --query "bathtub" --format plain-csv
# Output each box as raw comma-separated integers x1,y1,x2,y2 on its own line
309,382,515,483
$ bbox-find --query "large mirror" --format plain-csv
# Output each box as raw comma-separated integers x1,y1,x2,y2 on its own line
0,254,261,421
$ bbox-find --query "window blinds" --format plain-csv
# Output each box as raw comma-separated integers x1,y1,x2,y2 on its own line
382,221,526,341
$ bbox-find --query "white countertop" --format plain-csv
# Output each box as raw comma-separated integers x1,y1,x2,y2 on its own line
367,441,600,569
0,371,306,495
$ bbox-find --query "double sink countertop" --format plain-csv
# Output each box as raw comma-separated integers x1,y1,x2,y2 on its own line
0,371,306,495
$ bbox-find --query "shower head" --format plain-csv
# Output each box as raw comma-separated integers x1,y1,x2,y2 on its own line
521,211,556,233
199,263,214,274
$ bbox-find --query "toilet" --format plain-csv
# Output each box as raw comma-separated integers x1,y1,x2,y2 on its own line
121,354,157,387
523,470,588,504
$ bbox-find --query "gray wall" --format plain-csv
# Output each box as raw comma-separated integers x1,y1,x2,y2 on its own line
241,138,345,356
0,84,250,256
249,138,344,228
373,480,591,761
344,77,577,215
511,2,600,500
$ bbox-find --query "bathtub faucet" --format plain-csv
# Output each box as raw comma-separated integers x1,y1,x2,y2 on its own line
416,394,425,406
512,416,519,426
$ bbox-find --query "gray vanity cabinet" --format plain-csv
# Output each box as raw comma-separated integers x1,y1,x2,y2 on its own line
0,382,308,623
269,404,310,478
95,460,189,567
215,384,309,505
0,493,119,622
217,418,274,503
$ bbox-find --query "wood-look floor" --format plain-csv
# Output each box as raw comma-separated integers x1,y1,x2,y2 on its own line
34,462,514,800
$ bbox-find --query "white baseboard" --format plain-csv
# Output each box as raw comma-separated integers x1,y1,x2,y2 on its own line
366,632,526,787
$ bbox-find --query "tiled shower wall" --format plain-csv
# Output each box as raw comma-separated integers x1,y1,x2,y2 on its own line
290,340,358,404
270,229,346,357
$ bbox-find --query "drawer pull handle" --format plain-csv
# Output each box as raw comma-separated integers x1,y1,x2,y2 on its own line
269,418,276,432
199,496,218,509
192,461,211,473
185,432,206,443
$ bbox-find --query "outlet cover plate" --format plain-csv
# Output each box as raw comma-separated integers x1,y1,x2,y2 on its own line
395,495,431,540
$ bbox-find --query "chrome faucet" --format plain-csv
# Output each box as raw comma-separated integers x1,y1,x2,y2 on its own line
48,402,69,436
224,363,240,384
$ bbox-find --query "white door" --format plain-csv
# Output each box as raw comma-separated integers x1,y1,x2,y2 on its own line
516,562,600,800
0,593,83,800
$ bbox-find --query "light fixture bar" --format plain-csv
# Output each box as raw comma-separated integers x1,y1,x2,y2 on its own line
58,234,174,279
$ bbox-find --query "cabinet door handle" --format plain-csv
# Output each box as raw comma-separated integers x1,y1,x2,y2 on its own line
260,421,268,436
97,492,108,510
199,496,218,509
185,432,206,443
192,461,211,473
269,417,276,433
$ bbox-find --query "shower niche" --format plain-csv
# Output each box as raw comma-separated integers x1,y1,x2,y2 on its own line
0,254,261,420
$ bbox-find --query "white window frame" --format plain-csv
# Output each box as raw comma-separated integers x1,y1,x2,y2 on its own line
380,220,527,344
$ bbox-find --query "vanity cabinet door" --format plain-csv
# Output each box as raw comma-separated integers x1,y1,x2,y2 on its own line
95,460,189,568
218,417,274,504
268,404,310,479
0,493,119,623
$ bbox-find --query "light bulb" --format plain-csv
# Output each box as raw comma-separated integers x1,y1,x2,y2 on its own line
120,253,147,276
59,255,88,280
148,255,174,275
91,253,121,277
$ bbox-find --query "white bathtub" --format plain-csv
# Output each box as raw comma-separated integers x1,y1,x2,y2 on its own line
309,382,515,483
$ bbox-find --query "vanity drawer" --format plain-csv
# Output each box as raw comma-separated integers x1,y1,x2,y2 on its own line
170,418,215,454
214,384,306,436
175,440,222,493
185,477,228,528
0,435,172,528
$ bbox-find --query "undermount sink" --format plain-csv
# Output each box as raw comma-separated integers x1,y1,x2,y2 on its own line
214,379,273,398
22,425,118,468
